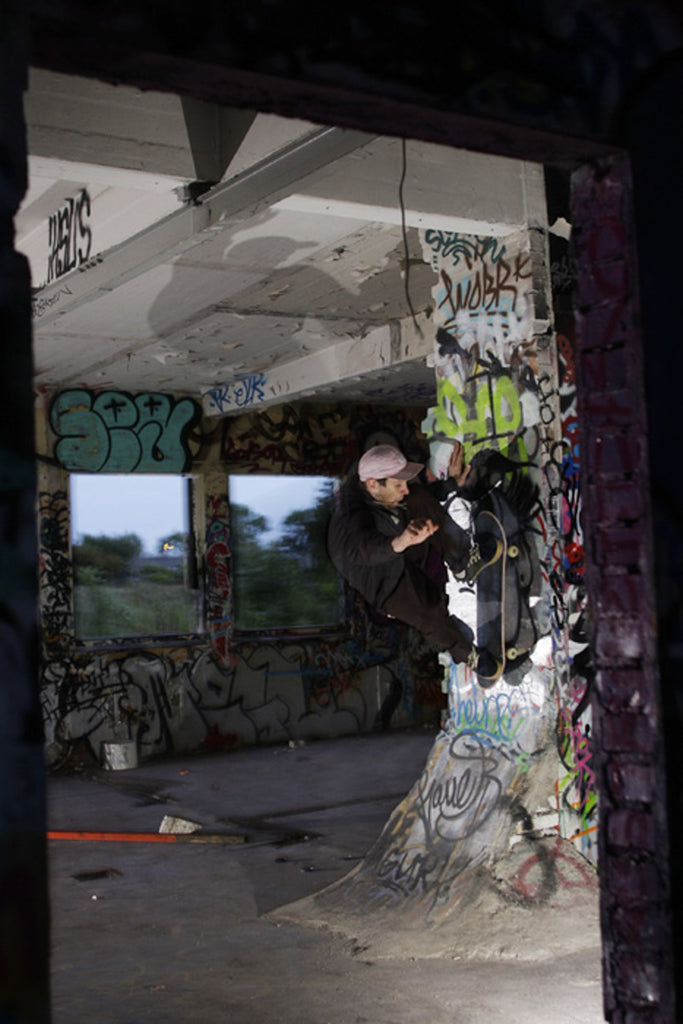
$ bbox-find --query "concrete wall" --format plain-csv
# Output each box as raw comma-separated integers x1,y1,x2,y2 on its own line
36,398,447,767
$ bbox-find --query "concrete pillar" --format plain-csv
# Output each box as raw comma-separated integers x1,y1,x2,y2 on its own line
0,7,51,1021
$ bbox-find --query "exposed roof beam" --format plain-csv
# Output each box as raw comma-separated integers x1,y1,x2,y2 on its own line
272,194,523,236
202,314,433,417
32,126,376,326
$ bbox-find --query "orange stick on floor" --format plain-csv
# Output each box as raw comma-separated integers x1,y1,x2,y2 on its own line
47,830,246,844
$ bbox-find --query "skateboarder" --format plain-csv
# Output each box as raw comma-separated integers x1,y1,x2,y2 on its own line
327,442,501,682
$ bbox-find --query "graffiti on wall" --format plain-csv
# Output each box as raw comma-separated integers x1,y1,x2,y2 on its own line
221,402,427,476
46,188,93,284
40,628,427,770
205,373,269,415
49,389,200,473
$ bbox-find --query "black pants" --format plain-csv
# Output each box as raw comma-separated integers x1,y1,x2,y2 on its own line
382,559,473,662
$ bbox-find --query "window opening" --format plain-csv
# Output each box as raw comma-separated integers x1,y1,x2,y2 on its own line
229,475,342,630
70,474,202,639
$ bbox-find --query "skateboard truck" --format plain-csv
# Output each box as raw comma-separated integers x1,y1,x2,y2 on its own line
463,537,504,584
468,647,504,686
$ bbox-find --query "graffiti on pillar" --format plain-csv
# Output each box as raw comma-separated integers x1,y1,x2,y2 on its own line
421,231,540,472
546,232,597,860
205,490,233,665
49,389,200,473
38,489,74,646
313,670,556,917
418,225,596,862
419,228,547,695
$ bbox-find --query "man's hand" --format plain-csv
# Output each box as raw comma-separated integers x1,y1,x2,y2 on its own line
392,517,439,553
448,441,472,488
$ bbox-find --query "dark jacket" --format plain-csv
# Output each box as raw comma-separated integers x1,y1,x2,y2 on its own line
327,474,408,611
327,474,470,611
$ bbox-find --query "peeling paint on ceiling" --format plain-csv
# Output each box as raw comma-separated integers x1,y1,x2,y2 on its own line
18,69,545,414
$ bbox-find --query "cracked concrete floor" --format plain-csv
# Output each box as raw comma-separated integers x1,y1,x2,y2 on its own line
47,728,605,1023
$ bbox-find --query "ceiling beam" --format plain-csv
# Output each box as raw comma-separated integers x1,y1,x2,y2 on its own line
31,126,376,326
272,194,523,236
202,314,433,417
180,99,257,184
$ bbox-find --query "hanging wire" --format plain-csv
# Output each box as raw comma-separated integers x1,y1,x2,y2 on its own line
399,137,423,337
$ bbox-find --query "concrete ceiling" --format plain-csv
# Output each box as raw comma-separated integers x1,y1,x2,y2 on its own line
18,68,547,416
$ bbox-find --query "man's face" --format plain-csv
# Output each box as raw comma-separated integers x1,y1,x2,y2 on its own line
366,476,409,507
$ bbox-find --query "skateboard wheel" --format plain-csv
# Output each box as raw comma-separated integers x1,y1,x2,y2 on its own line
508,545,519,558
506,646,519,659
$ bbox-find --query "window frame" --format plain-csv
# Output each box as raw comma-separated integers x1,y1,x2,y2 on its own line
68,472,206,651
228,472,347,640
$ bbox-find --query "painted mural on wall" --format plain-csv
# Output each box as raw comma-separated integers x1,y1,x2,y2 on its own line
49,389,201,473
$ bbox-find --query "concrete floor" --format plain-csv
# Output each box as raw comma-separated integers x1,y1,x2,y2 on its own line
47,728,606,1023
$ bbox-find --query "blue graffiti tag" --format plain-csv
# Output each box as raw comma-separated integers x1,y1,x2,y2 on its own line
205,373,268,414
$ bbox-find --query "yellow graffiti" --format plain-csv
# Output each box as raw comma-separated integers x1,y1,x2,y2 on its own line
435,374,523,461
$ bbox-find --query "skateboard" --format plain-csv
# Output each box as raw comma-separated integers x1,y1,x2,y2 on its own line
471,483,539,686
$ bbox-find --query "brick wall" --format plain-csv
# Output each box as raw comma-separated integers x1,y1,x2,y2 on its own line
572,155,674,1023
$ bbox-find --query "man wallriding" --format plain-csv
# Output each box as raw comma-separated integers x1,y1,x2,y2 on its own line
327,443,501,683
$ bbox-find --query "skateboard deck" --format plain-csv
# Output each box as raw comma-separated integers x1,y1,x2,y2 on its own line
472,483,539,685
